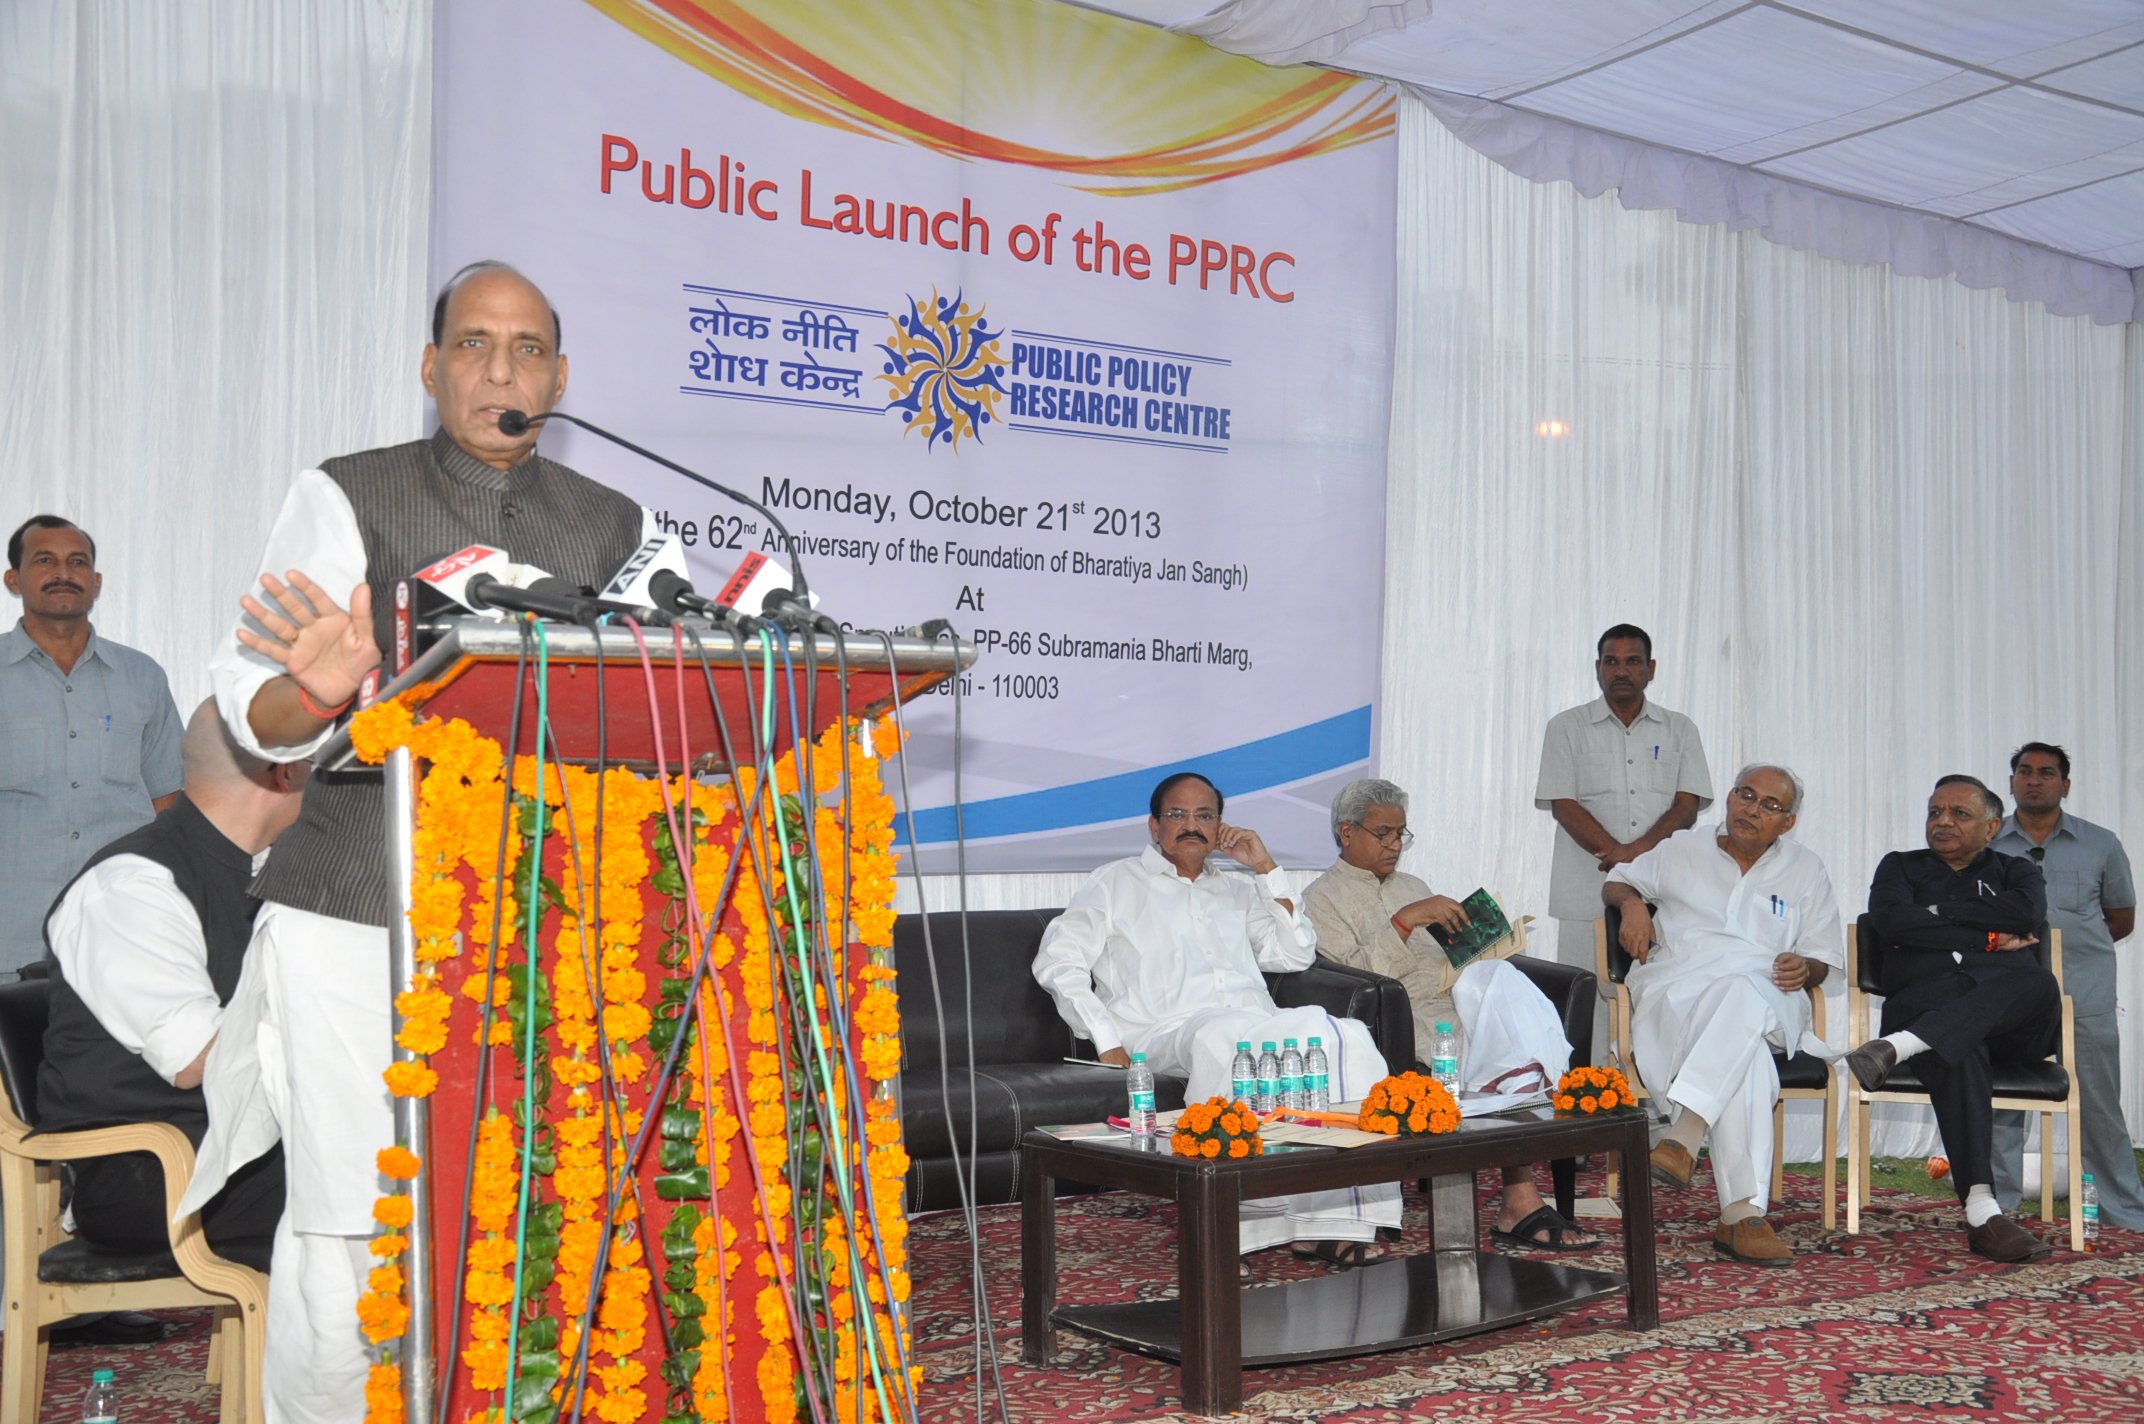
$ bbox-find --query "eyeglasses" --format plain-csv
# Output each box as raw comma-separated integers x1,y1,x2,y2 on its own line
1729,785,1793,816
1158,807,1219,826
1352,822,1415,850
2029,846,2046,862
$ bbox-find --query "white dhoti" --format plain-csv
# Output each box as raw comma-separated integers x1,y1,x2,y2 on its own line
186,903,389,1424
1628,943,1820,1215
1136,1003,1402,1252
1451,959,1573,1095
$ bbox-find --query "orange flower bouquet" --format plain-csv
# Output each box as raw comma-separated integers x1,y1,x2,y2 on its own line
1553,1064,1635,1115
1357,1072,1460,1136
1169,1096,1264,1159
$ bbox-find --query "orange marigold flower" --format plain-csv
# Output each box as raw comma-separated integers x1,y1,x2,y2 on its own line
372,1194,414,1229
376,1146,422,1180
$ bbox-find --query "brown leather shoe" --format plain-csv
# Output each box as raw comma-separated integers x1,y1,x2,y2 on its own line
1845,1038,1898,1091
1649,1139,1695,1188
1713,1216,1793,1266
1966,1212,2053,1263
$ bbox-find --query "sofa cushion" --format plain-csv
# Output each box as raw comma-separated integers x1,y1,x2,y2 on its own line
895,909,1071,1071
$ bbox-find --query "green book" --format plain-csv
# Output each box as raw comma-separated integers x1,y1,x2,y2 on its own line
1425,889,1517,970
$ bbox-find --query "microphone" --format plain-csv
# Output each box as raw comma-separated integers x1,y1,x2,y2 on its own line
464,569,605,625
497,408,819,614
412,544,514,615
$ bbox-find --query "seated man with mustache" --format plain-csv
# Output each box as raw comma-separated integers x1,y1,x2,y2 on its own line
1033,771,1401,1268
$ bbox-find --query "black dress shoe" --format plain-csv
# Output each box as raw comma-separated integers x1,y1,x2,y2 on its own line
47,1310,171,1347
1845,1039,1897,1091
1966,1213,2053,1263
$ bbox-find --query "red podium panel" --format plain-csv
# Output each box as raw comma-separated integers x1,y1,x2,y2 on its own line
336,618,969,1424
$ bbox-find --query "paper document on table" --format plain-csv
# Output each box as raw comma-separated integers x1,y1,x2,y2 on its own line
1458,1090,1551,1118
1258,1120,1390,1149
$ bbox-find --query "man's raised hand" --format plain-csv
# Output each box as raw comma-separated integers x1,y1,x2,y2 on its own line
237,569,382,708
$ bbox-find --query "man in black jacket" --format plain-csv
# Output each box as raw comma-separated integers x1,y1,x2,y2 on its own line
1846,774,2057,1262
41,700,305,1254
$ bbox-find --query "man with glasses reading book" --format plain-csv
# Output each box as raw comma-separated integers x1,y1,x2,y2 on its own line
1602,764,1843,1266
1032,771,1401,1267
1304,778,1601,1252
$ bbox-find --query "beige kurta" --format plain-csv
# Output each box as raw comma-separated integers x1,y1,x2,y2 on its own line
1301,859,1527,1059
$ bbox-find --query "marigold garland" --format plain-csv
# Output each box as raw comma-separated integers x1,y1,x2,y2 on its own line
1358,1071,1461,1136
1553,1064,1635,1115
349,699,916,1424
1170,1096,1264,1159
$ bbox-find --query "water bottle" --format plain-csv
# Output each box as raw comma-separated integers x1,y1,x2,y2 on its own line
1229,1041,1257,1104
1304,1036,1331,1111
1254,1041,1280,1114
81,1368,118,1423
2082,1172,2099,1247
1125,1052,1157,1139
1279,1038,1305,1110
1429,1021,1460,1092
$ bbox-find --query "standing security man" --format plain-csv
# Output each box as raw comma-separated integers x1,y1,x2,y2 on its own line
0,515,183,978
1992,741,2140,1227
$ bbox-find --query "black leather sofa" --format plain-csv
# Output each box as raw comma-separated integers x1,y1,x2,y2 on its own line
892,907,1597,1215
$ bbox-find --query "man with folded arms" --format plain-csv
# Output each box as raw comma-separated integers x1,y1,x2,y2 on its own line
1033,771,1401,1266
1603,764,1842,1266
1303,777,1600,1252
1846,775,2058,1263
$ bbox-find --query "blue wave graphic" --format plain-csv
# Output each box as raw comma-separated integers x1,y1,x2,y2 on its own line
895,705,1371,846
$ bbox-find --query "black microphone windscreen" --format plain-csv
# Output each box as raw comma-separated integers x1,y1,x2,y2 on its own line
497,409,532,436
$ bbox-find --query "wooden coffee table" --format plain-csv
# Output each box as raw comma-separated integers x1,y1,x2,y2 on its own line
1020,1106,1656,1414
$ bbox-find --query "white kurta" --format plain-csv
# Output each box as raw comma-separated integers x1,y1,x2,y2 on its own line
188,470,660,1424
1605,826,1844,1213
1033,846,1402,1249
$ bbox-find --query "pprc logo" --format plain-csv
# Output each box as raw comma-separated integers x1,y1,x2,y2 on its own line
877,289,1005,451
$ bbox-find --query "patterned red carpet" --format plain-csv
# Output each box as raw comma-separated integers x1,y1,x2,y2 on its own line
10,1169,2137,1422
907,1167,2144,1423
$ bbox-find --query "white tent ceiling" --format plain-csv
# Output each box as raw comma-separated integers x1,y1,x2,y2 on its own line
1072,1,2144,314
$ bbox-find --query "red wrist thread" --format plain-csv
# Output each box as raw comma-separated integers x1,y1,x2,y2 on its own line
296,683,354,720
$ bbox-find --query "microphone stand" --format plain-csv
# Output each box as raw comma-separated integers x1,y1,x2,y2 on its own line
499,407,824,626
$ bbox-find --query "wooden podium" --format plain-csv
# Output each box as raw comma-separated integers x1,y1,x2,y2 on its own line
320,618,969,1424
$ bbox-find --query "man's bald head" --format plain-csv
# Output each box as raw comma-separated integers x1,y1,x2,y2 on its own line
182,699,272,792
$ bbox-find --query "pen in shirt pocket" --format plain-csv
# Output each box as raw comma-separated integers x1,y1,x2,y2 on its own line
1652,745,1660,760
104,714,112,732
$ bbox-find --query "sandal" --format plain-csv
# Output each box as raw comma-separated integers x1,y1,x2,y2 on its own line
1490,1204,1600,1253
1290,1238,1387,1269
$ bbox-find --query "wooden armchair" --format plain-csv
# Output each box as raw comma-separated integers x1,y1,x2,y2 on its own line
1844,915,2081,1250
1594,906,1838,1228
0,976,266,1424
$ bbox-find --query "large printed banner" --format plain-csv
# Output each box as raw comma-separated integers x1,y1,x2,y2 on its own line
433,0,1397,871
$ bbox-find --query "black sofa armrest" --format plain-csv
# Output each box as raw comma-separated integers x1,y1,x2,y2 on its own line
1266,958,1413,1075
1509,955,1599,1073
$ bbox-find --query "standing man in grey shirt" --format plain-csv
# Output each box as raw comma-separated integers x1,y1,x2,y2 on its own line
1534,623,1712,1060
0,515,184,978
1991,741,2140,1226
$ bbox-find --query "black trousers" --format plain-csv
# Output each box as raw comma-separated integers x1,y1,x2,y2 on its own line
1881,963,2059,1201
70,1144,285,1257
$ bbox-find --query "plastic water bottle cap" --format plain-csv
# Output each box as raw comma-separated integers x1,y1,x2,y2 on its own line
2083,1173,2095,1183
1263,1041,1277,1051
1435,1022,1453,1033
1237,1041,1251,1050
1309,1036,1322,1046
1130,1052,1146,1063
92,1369,114,1383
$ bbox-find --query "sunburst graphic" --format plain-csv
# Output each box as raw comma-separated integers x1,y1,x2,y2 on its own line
877,290,1006,450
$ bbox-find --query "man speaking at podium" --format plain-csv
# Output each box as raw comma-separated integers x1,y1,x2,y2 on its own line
198,261,654,1422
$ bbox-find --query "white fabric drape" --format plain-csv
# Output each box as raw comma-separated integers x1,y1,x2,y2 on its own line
1384,94,2144,1160
5,8,2139,1170
0,1,432,717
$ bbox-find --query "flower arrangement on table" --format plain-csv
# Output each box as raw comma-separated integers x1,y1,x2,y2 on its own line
1356,1072,1460,1136
1169,1097,1264,1158
1553,1064,1635,1115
